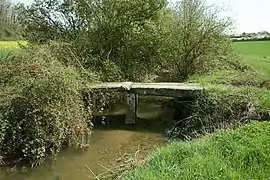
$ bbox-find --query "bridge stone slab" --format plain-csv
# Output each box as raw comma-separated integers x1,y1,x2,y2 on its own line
89,82,203,124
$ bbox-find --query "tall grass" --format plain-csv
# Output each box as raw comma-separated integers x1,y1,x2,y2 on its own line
124,121,270,180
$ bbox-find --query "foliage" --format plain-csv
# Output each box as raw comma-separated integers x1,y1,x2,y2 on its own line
124,121,270,180
0,0,22,40
2,0,266,171
158,0,233,81
17,0,168,81
0,46,93,167
167,86,267,139
17,0,235,82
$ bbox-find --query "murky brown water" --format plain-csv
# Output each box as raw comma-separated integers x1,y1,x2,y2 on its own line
0,96,173,180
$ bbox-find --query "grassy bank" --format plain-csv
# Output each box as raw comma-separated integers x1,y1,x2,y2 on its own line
190,41,270,85
125,121,270,180
178,41,270,139
189,41,270,112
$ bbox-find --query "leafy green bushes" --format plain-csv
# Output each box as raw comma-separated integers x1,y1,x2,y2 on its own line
17,0,168,82
17,0,234,82
168,86,269,139
125,121,270,179
157,0,234,81
0,47,93,167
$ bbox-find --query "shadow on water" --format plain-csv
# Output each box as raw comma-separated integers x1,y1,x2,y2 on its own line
0,96,174,180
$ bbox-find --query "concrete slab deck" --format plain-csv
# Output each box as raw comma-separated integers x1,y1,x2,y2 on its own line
89,82,203,124
90,82,202,91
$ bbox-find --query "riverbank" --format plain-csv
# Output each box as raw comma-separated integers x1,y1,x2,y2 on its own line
0,97,171,180
124,121,270,179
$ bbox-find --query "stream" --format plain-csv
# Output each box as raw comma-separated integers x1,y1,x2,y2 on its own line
0,96,174,180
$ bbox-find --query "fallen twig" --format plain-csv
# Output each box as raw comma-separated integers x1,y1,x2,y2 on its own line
85,164,100,180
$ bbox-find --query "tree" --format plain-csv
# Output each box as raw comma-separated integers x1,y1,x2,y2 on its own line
0,0,21,40
18,0,168,81
18,0,234,82
160,0,233,80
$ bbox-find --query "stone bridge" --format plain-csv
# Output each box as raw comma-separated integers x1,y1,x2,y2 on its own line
89,82,203,124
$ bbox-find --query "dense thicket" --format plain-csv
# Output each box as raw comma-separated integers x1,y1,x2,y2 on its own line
18,0,234,82
0,46,94,167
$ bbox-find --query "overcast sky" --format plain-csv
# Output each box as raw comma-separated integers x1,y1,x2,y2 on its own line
12,0,270,34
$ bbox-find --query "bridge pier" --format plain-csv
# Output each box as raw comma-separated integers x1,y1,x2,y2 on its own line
125,93,137,124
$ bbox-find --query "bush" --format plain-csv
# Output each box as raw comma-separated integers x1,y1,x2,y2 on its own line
0,46,93,167
18,0,236,82
167,86,267,139
158,0,234,81
18,0,168,82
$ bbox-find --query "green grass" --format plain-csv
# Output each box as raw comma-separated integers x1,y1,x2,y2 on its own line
0,41,27,59
190,41,270,83
233,41,270,76
124,121,270,180
233,41,270,57
240,55,270,76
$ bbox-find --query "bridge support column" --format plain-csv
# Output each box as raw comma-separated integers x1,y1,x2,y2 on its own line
125,93,137,124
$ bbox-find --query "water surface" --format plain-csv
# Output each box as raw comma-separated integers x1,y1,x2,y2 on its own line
0,96,173,180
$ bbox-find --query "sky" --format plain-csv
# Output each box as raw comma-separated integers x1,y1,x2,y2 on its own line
12,0,270,34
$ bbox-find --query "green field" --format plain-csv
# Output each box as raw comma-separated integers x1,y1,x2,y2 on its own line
233,41,270,57
233,41,270,76
0,41,27,49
